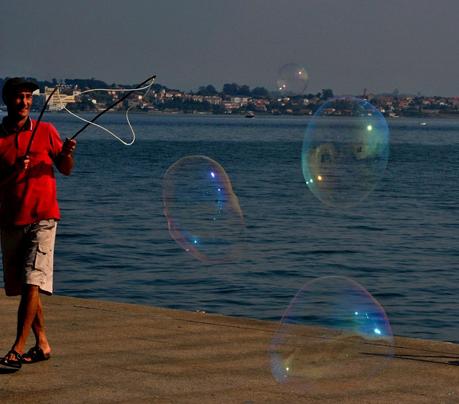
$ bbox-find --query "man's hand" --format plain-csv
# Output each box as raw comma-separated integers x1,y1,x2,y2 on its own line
16,155,30,171
61,138,77,157
56,138,76,176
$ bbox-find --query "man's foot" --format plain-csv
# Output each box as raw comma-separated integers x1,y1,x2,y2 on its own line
22,346,51,364
0,350,22,369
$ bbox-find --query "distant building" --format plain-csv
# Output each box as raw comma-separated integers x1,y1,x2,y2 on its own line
229,96,250,106
45,87,78,111
203,96,222,105
222,101,240,112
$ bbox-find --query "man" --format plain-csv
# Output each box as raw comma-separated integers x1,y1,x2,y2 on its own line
0,77,76,370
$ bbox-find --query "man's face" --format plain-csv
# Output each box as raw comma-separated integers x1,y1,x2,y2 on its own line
7,88,33,120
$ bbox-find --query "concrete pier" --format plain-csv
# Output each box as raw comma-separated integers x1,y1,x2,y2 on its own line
1,292,458,403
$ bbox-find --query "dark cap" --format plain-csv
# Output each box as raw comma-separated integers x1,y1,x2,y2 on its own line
2,77,39,103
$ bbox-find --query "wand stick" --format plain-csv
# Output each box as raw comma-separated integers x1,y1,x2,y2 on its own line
0,86,58,188
25,86,58,156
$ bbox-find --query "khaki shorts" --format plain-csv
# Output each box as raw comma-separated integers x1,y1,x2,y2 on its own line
1,219,57,296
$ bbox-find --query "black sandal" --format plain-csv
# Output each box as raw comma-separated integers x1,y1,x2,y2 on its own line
0,350,22,369
22,346,51,364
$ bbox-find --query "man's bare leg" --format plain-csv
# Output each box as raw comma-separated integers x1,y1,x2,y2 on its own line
3,284,49,362
30,294,51,354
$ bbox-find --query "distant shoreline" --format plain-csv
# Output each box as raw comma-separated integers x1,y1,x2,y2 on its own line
2,108,459,120
13,109,459,120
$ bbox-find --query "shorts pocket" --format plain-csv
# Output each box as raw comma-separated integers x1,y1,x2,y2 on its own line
34,244,51,271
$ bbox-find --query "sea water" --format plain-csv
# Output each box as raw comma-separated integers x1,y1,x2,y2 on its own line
2,113,458,343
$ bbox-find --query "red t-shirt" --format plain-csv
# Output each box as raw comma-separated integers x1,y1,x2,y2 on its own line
0,118,63,225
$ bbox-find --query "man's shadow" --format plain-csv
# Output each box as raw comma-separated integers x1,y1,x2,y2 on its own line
0,366,19,374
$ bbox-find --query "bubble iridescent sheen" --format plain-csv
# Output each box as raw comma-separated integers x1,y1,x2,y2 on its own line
302,97,389,208
163,155,245,263
270,276,394,395
276,63,309,95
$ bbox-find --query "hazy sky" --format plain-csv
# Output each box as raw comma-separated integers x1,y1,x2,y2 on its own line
2,0,459,95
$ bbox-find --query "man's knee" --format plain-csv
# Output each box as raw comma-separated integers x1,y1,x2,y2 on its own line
22,284,40,295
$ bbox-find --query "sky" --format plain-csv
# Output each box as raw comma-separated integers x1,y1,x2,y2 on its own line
1,0,459,96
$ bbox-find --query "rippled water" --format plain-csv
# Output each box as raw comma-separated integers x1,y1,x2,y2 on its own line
2,113,458,343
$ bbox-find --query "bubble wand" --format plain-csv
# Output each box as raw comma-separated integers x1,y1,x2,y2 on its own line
70,74,156,140
24,86,59,156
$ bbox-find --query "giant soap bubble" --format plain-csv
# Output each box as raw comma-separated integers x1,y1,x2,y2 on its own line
163,155,245,263
270,276,394,394
277,63,309,96
302,97,389,208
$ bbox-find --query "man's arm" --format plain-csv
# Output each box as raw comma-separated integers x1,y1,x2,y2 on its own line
55,138,77,176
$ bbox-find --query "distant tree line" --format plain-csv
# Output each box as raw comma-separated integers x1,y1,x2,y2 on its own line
0,76,337,102
195,83,271,98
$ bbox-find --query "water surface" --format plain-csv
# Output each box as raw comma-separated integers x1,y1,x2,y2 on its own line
3,113,458,343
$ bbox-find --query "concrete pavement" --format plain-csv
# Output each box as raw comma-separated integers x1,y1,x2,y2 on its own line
0,292,458,403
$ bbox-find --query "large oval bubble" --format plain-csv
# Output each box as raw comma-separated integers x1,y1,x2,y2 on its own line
270,276,394,395
276,63,309,96
302,97,389,208
163,155,245,263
